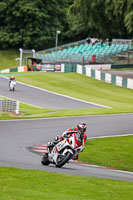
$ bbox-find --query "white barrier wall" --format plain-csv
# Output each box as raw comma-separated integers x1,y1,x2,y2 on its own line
116,76,122,87
127,78,133,89
105,73,111,83
18,66,25,72
0,69,10,73
86,67,91,77
95,70,101,80
77,64,82,74
61,64,65,72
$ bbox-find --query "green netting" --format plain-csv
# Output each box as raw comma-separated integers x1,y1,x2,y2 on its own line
10,68,18,72
111,75,116,85
101,72,105,81
64,64,77,73
82,66,86,75
91,69,95,78
122,78,127,88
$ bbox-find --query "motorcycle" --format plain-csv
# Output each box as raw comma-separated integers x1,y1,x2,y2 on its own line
9,80,16,91
41,134,85,168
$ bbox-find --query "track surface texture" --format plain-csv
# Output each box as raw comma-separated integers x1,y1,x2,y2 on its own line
0,75,133,181
0,76,105,109
0,114,133,181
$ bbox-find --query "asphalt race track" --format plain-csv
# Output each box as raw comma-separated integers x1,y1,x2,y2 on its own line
0,76,107,109
0,76,133,181
0,115,133,181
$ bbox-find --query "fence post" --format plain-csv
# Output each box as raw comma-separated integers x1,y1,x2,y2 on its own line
16,101,19,115
19,48,23,67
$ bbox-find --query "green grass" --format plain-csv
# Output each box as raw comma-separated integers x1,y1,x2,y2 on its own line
0,49,19,70
8,72,133,114
79,135,133,172
0,71,133,119
0,100,56,120
0,167,133,200
1,54,133,198
19,103,54,116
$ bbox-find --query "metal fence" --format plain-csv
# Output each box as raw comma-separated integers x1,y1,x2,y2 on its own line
0,99,19,114
38,39,88,54
112,39,132,45
21,38,133,67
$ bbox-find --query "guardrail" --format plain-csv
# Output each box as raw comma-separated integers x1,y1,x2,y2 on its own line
0,99,19,114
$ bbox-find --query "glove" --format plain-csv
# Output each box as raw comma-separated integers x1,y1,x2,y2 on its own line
54,135,60,142
48,142,54,147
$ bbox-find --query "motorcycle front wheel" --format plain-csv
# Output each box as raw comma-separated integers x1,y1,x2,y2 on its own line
56,151,73,168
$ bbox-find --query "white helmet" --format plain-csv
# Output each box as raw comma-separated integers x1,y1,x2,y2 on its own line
77,122,87,134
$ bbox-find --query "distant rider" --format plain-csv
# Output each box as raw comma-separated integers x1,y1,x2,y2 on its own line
48,122,87,160
9,76,15,86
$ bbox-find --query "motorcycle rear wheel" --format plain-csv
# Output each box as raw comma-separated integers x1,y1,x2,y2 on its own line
56,152,72,168
41,154,50,166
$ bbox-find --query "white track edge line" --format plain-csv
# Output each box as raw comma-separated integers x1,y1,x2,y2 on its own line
23,133,133,175
1,76,110,108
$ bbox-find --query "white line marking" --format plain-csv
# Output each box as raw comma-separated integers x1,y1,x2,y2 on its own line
24,133,133,175
87,133,133,140
1,75,111,108
71,160,133,175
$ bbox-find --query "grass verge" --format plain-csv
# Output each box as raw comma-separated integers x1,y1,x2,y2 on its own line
79,135,133,172
0,167,133,200
0,71,133,119
0,102,55,120
11,72,133,113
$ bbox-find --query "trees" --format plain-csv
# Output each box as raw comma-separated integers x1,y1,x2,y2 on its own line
67,0,133,40
0,0,133,50
0,0,68,49
124,0,133,34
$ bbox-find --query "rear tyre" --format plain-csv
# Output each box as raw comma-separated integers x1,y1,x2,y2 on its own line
41,154,50,166
56,151,73,168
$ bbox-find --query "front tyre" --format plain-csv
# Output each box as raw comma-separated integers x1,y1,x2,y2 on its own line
41,154,50,166
56,151,73,168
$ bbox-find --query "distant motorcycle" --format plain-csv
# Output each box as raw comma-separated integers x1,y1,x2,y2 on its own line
41,134,85,168
9,80,16,91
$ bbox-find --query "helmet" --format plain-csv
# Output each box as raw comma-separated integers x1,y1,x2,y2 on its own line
12,76,14,80
77,122,87,134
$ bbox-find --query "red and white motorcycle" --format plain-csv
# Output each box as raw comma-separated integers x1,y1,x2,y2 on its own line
41,134,85,168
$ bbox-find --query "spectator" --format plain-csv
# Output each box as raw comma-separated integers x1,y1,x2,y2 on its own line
33,60,37,66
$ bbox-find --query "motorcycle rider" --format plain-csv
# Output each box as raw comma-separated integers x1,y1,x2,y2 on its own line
48,122,87,160
9,76,15,86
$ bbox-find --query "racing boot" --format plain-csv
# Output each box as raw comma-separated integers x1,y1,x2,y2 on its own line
73,154,79,160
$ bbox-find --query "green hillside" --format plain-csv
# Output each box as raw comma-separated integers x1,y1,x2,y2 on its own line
0,49,19,70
